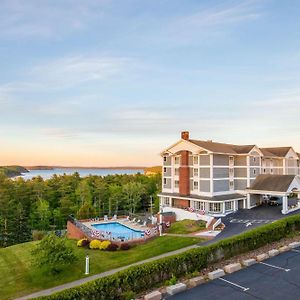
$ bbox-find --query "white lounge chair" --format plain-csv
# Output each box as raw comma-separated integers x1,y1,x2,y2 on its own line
124,216,130,222
130,218,136,223
104,215,108,222
142,221,147,227
112,214,117,220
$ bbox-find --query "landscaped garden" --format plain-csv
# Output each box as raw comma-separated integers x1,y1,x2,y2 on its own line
167,219,206,234
0,235,200,300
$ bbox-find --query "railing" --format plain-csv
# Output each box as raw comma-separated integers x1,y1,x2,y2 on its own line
212,218,222,231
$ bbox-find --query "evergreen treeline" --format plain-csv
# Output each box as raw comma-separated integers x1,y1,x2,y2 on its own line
0,172,161,247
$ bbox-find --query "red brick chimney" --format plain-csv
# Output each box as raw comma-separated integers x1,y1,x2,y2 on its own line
179,150,190,196
181,131,189,140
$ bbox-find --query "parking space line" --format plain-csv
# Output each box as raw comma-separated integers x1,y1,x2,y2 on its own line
291,249,300,254
218,278,250,292
259,262,290,272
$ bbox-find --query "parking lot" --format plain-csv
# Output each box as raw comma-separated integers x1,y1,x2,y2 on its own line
167,247,300,300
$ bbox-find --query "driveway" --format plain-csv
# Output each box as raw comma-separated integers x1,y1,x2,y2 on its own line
201,205,300,245
167,246,300,300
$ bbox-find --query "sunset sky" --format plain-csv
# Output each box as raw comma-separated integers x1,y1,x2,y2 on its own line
1,0,300,167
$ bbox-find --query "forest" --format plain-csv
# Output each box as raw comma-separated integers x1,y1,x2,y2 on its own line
0,172,161,247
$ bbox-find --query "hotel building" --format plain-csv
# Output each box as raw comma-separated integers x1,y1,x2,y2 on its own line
158,132,300,218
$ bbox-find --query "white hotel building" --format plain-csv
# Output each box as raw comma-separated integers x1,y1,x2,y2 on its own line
158,132,300,218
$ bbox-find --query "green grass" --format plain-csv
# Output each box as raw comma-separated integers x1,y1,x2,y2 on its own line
167,219,206,234
0,236,200,300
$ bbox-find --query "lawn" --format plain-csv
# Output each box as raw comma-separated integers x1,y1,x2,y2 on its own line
0,236,200,300
167,219,206,234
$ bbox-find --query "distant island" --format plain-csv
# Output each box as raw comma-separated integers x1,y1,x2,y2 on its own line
0,166,29,178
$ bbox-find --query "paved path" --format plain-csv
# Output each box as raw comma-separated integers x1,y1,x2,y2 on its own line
16,244,198,300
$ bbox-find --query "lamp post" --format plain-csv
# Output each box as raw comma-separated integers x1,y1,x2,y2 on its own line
85,254,89,275
159,203,164,237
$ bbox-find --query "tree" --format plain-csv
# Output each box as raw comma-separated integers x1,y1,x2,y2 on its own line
108,184,122,215
122,182,145,214
77,202,96,219
32,233,76,274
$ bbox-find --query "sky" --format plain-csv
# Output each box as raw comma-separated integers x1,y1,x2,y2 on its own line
0,0,300,167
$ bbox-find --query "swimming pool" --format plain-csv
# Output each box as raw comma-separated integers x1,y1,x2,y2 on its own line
91,222,144,240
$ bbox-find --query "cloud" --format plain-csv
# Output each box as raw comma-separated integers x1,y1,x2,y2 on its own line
0,0,108,39
139,0,262,46
29,55,131,89
0,55,131,95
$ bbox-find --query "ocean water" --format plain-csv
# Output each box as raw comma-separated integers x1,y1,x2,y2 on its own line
20,168,144,180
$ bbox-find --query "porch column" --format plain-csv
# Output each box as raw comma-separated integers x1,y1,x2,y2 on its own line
233,200,237,211
281,195,288,214
222,202,226,215
246,194,251,209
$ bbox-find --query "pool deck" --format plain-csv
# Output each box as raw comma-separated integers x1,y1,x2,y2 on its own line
82,218,149,232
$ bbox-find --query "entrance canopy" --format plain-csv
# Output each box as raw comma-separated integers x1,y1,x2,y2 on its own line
246,175,300,214
247,175,300,196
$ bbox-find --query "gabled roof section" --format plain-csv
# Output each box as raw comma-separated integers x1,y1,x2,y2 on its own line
231,145,257,154
297,153,300,159
189,140,259,155
189,140,237,154
249,175,296,192
260,147,292,157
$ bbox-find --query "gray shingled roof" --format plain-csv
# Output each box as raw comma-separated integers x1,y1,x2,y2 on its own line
249,175,296,192
189,139,255,155
259,147,292,157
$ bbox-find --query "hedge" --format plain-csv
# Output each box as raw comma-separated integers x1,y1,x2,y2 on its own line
37,215,300,300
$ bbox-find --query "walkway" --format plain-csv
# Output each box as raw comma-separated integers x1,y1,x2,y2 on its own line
16,244,199,300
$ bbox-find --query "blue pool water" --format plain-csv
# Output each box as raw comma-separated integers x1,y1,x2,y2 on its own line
92,222,144,240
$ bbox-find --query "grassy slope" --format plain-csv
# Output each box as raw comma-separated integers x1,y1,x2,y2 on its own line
167,219,206,234
0,236,200,300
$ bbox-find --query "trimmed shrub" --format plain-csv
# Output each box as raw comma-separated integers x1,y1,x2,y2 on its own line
36,215,300,300
89,240,101,249
32,230,46,241
77,239,89,247
120,243,130,251
99,240,111,250
106,243,119,251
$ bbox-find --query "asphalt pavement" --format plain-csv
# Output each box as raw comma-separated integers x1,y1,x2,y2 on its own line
167,247,300,300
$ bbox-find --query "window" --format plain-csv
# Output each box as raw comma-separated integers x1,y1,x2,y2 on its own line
175,156,180,165
229,168,234,177
163,178,167,185
175,180,179,188
163,197,170,206
263,168,266,174
193,201,205,211
229,156,234,165
253,169,256,175
193,156,198,165
225,201,233,211
163,167,167,173
193,168,199,177
229,180,234,190
163,156,167,162
209,203,221,212
175,168,179,176
271,169,273,174
253,157,256,162
193,181,199,190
